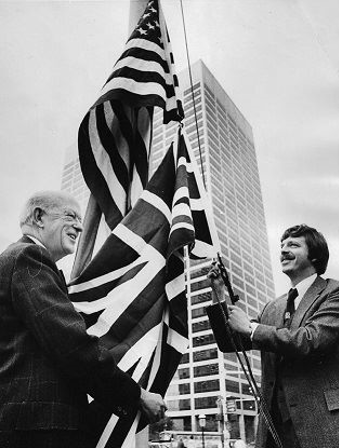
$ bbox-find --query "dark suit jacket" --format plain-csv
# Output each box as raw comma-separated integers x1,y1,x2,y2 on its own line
0,236,140,431
207,276,339,448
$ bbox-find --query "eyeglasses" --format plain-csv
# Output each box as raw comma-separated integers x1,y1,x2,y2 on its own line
43,209,82,226
62,212,82,225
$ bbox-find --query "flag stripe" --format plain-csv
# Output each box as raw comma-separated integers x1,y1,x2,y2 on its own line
97,103,130,194
78,114,124,229
110,53,170,82
103,67,176,99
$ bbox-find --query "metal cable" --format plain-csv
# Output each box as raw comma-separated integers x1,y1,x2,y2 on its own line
216,254,283,448
179,0,206,189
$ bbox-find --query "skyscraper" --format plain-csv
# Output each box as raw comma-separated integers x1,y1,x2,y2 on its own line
150,60,275,444
60,59,275,445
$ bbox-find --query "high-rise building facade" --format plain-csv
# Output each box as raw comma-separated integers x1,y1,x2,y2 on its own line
60,59,275,445
150,60,275,444
61,143,89,212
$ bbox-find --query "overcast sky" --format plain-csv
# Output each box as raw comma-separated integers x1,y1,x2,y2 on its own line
1,0,339,294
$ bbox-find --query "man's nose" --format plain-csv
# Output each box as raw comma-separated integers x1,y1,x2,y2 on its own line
280,244,289,254
74,221,83,233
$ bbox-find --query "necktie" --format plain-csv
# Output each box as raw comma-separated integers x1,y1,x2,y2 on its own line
59,269,68,288
283,288,298,328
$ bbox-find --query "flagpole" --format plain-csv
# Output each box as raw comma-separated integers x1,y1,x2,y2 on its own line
128,3,150,447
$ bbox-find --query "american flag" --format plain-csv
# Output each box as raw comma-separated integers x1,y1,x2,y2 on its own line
73,0,184,277
69,129,217,448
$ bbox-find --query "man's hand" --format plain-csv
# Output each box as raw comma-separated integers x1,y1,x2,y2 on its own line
228,305,251,336
207,261,225,303
139,388,167,423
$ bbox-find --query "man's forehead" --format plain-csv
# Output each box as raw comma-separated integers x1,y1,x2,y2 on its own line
281,235,306,244
58,199,81,215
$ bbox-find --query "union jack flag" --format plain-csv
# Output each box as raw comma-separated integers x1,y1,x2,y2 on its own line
69,129,217,447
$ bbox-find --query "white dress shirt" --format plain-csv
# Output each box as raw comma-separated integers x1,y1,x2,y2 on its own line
292,273,317,309
250,273,318,337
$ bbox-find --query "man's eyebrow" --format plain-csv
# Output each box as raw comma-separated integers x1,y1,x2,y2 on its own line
281,239,300,246
65,209,82,221
74,211,82,222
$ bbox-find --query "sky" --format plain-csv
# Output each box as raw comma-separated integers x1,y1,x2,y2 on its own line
1,0,339,295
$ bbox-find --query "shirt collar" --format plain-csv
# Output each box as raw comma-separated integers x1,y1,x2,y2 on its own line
292,273,317,301
24,234,47,250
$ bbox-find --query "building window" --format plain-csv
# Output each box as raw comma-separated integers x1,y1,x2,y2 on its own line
246,284,256,297
192,320,211,333
191,292,211,305
194,364,219,377
179,399,191,410
232,276,244,290
224,353,238,363
194,379,220,393
241,383,253,395
179,353,189,364
195,396,219,409
193,348,218,362
191,279,210,292
179,383,190,395
167,399,191,411
190,266,210,279
191,307,207,319
191,291,211,305
193,333,215,347
178,368,190,379
184,82,200,96
225,379,240,394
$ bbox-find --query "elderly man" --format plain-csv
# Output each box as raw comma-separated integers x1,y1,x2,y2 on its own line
0,191,166,448
207,224,339,448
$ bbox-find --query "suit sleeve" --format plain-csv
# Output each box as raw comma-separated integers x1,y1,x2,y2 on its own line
11,244,141,415
206,302,252,352
252,286,339,358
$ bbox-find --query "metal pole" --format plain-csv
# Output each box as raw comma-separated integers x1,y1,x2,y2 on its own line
129,4,151,448
198,414,206,448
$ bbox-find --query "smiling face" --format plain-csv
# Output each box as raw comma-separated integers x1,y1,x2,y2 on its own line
38,197,83,262
280,235,316,284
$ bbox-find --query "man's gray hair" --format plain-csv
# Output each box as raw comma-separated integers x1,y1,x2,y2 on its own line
19,190,76,228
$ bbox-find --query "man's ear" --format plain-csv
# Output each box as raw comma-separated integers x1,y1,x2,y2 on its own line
33,207,44,228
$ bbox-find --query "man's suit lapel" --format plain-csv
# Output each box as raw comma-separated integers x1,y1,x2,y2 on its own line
290,276,327,330
274,296,288,328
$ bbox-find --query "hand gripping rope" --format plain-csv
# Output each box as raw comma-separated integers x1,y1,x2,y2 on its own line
178,1,283,445
215,253,283,448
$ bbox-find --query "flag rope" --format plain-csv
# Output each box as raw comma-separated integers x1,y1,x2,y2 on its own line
216,255,283,448
179,0,206,189
179,2,283,445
